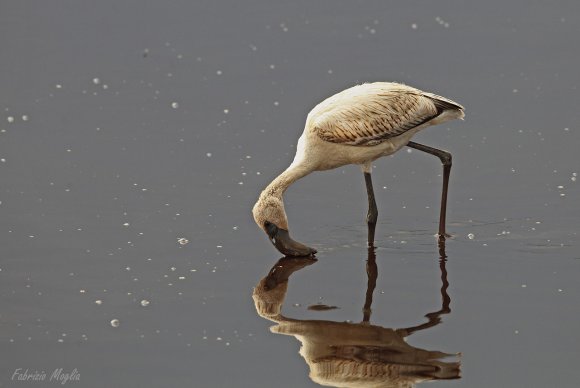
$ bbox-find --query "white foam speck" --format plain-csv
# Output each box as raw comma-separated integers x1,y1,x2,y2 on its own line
110,319,120,327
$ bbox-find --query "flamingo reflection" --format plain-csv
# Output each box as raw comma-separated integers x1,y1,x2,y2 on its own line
253,242,460,387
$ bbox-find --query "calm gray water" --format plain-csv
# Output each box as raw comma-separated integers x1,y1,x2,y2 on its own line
1,1,579,387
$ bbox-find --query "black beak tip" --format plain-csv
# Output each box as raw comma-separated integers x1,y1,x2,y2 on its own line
264,221,278,239
264,224,316,257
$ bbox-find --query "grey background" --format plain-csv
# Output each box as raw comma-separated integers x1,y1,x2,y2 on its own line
1,0,579,387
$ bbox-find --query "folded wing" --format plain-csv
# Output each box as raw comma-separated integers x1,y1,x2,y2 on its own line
313,85,463,146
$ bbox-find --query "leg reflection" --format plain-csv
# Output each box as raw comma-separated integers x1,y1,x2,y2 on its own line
362,244,377,323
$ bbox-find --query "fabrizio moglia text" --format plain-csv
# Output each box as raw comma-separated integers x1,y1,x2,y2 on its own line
11,368,80,385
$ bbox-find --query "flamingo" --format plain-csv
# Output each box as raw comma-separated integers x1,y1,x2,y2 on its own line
252,82,465,256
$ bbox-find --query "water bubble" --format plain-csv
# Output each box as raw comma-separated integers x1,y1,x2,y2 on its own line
171,102,179,109
177,238,189,245
93,78,100,85
110,319,120,328
140,299,150,307
7,116,14,123
411,23,418,29
22,115,29,121
467,233,475,240
95,300,103,305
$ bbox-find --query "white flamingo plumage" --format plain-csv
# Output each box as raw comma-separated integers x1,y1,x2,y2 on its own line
253,82,465,256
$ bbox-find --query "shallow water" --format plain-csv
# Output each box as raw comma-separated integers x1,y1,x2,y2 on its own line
1,1,580,387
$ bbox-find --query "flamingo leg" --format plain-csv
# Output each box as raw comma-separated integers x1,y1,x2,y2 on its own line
364,172,378,246
406,141,452,241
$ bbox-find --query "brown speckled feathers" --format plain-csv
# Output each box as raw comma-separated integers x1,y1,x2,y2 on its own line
311,83,464,146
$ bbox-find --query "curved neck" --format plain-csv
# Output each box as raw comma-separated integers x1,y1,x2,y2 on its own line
263,165,311,198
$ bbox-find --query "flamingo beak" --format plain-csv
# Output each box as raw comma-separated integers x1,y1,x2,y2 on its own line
265,222,317,257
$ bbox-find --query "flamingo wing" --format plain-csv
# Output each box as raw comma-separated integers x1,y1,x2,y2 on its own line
312,85,463,146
